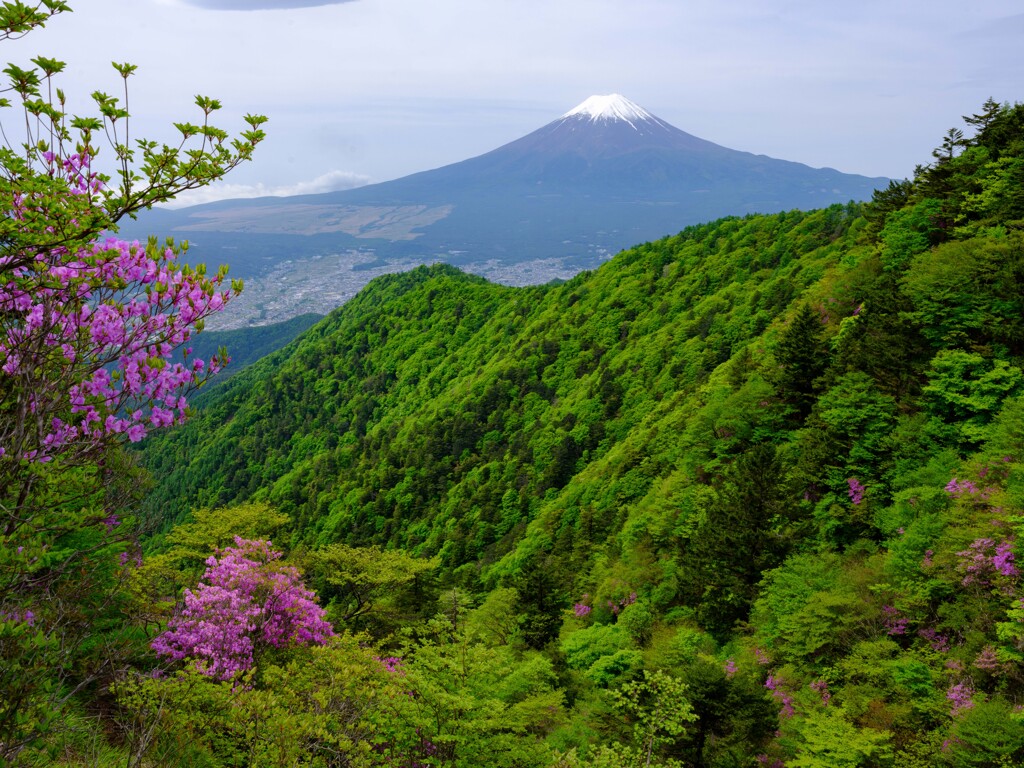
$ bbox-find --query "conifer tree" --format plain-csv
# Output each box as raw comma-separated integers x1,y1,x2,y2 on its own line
773,303,827,421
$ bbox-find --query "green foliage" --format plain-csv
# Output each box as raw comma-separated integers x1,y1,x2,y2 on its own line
114,634,400,767
784,706,892,767
878,198,942,271
617,601,654,648
901,235,1024,351
561,624,631,674
772,303,828,420
674,658,778,767
680,443,794,638
558,670,696,768
305,542,439,635
949,698,1024,767
923,350,1024,448
753,552,877,665
392,617,562,767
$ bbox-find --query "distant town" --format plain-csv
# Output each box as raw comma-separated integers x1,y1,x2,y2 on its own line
205,247,610,330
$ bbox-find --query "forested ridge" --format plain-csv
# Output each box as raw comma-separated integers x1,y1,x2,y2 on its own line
118,100,1024,766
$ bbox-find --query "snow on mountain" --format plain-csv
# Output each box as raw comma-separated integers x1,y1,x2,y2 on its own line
561,94,656,129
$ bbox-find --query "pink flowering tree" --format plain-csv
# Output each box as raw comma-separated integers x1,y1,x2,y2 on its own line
152,538,334,680
0,3,265,759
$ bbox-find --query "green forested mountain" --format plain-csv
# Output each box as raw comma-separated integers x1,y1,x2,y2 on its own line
123,100,1024,766
144,202,858,560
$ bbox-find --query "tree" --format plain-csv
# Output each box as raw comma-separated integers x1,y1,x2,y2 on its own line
0,3,266,759
963,98,1003,133
785,706,892,768
152,538,333,680
773,303,827,421
672,658,777,768
305,542,439,636
386,616,563,767
557,670,696,768
683,444,792,639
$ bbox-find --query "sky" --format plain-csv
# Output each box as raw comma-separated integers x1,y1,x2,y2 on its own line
6,0,1023,206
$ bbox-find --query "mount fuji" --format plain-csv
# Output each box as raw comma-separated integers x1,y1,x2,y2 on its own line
122,95,890,324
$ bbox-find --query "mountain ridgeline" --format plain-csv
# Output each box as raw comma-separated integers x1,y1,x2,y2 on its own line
137,100,1024,765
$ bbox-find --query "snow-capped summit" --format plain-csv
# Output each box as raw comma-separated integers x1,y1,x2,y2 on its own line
561,94,656,128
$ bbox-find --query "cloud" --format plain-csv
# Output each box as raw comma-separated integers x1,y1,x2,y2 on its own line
179,0,357,10
162,170,371,208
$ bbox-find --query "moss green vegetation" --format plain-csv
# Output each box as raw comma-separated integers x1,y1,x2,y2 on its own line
22,100,1024,766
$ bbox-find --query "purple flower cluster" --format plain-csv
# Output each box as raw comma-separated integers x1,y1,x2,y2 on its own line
847,477,865,505
956,537,1018,586
810,679,831,706
945,478,979,498
606,591,637,616
152,537,333,680
0,609,35,626
0,154,235,462
573,593,592,618
882,605,909,636
946,681,975,717
376,656,405,675
918,627,950,653
765,674,795,718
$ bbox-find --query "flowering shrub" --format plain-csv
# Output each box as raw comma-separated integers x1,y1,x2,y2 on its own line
764,673,795,718
153,538,333,680
956,537,1018,587
918,627,950,653
810,678,831,706
0,5,268,759
847,477,865,505
1,232,233,460
606,591,637,616
946,681,975,717
882,604,909,636
724,658,737,679
573,603,592,618
945,477,980,498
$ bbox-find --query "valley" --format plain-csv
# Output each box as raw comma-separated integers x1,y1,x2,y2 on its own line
204,247,602,330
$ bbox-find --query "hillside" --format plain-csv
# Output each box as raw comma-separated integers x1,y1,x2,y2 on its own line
127,101,1024,766
143,205,858,557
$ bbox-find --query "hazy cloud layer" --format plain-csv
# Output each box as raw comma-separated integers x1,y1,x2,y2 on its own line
163,171,371,208
179,0,357,10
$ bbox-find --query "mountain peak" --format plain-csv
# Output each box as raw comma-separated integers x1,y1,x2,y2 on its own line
561,94,655,128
